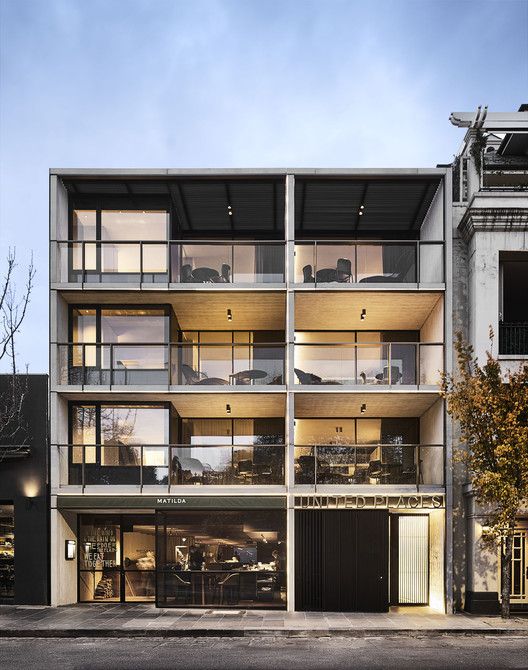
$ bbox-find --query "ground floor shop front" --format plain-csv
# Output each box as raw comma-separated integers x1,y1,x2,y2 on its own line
52,494,446,612
464,487,528,614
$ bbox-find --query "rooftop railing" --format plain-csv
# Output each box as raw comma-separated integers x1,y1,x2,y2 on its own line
53,240,286,284
294,342,443,386
57,342,286,387
57,443,286,489
294,240,444,285
294,444,444,488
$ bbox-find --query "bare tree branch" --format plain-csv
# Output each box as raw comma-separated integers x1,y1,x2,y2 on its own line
0,251,35,366
0,249,35,451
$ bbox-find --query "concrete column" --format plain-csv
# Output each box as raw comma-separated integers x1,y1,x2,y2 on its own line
284,172,296,611
50,505,78,606
443,167,454,613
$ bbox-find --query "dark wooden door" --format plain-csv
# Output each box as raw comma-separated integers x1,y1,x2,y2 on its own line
295,509,389,612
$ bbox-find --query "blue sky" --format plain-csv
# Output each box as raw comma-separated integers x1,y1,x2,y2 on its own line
0,0,526,372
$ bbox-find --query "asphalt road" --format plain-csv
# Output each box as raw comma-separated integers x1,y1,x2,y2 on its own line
1,635,527,670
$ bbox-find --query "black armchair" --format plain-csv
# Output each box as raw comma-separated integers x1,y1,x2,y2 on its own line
302,264,315,283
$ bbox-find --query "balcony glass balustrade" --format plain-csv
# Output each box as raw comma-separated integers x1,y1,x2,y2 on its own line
54,240,285,284
294,241,444,285
294,342,443,386
58,444,286,488
294,444,444,487
57,342,286,386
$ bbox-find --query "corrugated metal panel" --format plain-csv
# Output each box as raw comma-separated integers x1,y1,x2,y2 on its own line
398,515,429,605
295,510,388,612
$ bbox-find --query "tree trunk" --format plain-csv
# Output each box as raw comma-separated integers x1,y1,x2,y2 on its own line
501,526,515,619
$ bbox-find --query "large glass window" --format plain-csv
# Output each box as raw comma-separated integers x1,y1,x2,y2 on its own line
294,418,422,486
157,509,286,608
79,515,155,602
79,516,121,602
70,404,170,485
177,330,285,386
294,331,420,385
68,307,169,384
100,211,168,241
70,210,168,281
173,419,285,485
0,504,14,599
181,418,284,445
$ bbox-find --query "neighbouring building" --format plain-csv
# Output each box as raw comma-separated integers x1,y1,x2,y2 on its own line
0,374,49,605
50,165,450,612
450,105,528,614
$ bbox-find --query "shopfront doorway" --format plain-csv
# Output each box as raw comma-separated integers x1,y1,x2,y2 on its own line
294,509,389,612
507,525,528,608
78,515,156,603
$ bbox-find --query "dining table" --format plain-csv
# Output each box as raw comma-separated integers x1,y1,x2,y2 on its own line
191,267,220,282
315,268,338,282
229,369,268,385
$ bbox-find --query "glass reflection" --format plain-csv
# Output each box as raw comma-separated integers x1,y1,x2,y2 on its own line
70,404,169,486
157,510,286,608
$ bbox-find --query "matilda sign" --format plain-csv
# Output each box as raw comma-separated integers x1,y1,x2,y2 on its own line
294,494,444,510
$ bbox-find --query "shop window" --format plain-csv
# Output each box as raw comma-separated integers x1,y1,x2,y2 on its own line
0,504,14,599
79,516,120,602
157,509,286,608
79,515,156,603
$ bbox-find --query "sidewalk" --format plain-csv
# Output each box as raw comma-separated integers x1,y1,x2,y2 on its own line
1,604,528,637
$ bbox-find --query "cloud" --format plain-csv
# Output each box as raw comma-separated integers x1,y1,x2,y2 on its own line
0,0,526,370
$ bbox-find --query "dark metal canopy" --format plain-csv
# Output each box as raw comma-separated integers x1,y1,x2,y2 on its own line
63,177,285,237
295,177,441,238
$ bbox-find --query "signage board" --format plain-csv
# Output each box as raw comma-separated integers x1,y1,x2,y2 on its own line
294,494,444,510
57,495,286,510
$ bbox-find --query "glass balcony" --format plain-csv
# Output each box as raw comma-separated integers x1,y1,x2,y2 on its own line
58,444,286,487
294,444,444,486
54,241,285,284
57,343,286,386
294,342,443,385
294,241,444,285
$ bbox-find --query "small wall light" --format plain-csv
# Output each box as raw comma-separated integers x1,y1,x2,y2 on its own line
226,404,231,414
65,540,76,561
360,309,367,321
360,403,367,414
227,309,232,322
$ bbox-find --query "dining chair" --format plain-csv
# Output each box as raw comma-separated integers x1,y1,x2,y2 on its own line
180,264,193,282
336,257,352,282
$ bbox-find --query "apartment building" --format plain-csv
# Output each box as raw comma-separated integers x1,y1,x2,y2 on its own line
451,106,528,614
49,167,450,612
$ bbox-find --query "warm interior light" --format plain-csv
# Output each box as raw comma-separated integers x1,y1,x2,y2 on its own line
360,308,367,320
23,479,40,498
